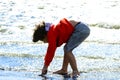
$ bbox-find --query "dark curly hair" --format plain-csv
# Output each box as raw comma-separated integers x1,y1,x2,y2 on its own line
33,21,47,42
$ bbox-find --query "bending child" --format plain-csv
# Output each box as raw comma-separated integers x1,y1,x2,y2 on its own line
33,18,90,76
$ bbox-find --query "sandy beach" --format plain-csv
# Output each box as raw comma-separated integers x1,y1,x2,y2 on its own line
0,0,120,80
0,70,120,80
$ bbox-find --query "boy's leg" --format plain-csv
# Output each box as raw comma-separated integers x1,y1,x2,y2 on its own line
53,50,69,74
63,22,90,76
61,52,69,72
65,51,79,75
53,50,79,75
54,22,90,75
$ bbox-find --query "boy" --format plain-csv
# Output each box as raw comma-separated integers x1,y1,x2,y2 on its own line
33,18,90,76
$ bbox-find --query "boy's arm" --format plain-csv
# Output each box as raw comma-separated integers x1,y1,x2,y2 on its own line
41,40,57,75
44,42,57,66
42,27,57,74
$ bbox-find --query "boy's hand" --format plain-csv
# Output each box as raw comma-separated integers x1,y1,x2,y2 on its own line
41,65,48,75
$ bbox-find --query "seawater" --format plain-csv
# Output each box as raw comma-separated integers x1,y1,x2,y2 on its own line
0,0,120,76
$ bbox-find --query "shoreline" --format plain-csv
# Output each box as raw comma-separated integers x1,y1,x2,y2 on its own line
0,70,120,80
0,0,120,80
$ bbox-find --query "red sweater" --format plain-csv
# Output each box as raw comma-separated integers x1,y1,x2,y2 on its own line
44,18,74,66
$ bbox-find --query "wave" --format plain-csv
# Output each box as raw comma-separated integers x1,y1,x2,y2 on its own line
0,52,120,61
89,23,120,29
0,53,43,58
0,22,120,35
0,54,120,73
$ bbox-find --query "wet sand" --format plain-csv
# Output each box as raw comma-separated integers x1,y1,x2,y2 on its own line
0,70,120,80
0,0,120,80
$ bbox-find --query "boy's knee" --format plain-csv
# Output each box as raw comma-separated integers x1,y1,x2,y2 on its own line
64,46,72,53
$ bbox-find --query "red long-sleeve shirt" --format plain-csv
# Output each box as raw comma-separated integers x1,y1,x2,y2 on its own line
44,18,74,66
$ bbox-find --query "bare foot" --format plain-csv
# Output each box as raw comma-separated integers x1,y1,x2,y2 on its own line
70,71,80,77
53,69,67,75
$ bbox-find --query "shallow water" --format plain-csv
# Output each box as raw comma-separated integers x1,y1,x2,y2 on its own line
0,0,120,80
0,42,120,73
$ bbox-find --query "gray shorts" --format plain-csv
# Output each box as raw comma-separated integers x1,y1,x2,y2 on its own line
64,22,90,52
